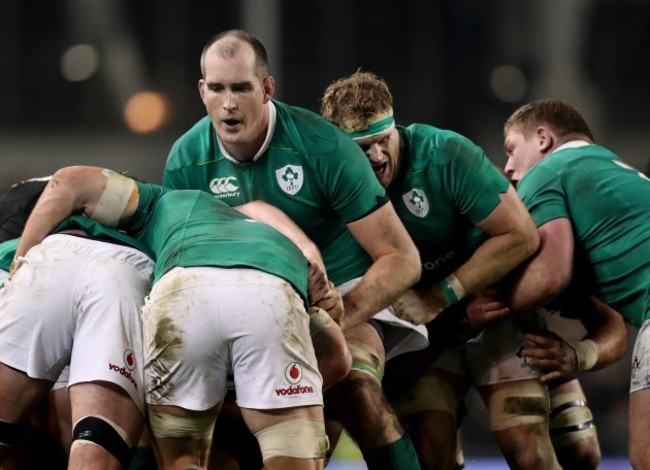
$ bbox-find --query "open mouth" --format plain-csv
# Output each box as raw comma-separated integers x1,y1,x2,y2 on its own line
372,162,388,175
223,118,241,130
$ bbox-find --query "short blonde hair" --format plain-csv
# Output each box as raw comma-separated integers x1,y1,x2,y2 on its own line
320,70,393,132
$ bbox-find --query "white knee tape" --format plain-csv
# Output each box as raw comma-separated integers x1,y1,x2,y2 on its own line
148,409,216,440
255,419,329,461
488,380,550,432
91,169,135,227
549,391,597,448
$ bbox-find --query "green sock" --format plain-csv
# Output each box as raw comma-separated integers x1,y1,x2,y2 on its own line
128,446,158,470
360,433,421,469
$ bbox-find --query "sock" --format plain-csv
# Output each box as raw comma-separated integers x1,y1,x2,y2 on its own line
360,433,421,469
128,445,158,470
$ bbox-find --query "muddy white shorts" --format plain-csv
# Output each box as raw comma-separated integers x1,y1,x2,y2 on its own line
0,234,154,413
337,277,429,360
631,318,650,393
142,266,323,411
433,312,544,386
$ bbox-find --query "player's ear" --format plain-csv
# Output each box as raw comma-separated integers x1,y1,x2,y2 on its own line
262,76,275,103
537,126,554,154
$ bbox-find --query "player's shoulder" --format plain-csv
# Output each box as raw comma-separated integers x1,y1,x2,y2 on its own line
275,101,360,159
402,123,485,168
166,116,214,170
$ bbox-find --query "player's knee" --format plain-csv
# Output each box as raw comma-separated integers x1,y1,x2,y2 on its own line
0,420,22,447
348,345,384,385
147,409,215,440
392,371,462,418
255,419,329,462
71,415,133,468
549,391,600,469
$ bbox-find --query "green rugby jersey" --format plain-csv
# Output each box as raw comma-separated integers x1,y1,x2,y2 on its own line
390,124,509,286
0,238,18,272
52,215,154,259
164,100,387,286
124,184,309,302
517,143,650,327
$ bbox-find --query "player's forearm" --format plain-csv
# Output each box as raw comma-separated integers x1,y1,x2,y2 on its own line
579,296,627,370
342,251,420,329
15,191,76,260
455,226,539,299
235,201,318,257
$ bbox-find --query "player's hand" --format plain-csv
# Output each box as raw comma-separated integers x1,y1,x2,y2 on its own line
392,288,443,325
521,331,578,383
8,256,24,278
465,288,510,329
303,244,329,304
315,281,344,325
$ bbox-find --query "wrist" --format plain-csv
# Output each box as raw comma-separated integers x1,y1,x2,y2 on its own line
308,307,339,336
437,274,466,306
565,339,598,371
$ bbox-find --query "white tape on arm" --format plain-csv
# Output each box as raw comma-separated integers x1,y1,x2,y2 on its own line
91,169,135,227
566,339,599,371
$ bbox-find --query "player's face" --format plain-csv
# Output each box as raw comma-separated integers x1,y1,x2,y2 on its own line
503,129,543,186
355,125,400,188
199,41,272,161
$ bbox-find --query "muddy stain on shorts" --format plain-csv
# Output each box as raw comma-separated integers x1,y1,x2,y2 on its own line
148,276,186,400
280,282,309,360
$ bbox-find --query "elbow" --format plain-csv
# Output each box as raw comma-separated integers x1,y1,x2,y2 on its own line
509,275,567,312
524,227,541,258
514,223,542,262
535,274,569,306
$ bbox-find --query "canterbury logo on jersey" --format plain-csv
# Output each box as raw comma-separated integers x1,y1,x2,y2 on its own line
209,176,240,198
402,188,429,217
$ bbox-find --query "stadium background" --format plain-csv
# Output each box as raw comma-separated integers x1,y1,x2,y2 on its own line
1,1,647,467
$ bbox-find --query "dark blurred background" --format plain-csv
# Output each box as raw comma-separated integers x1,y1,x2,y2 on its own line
1,0,647,462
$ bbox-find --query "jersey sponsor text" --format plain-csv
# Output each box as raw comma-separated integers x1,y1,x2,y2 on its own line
109,363,138,389
275,384,315,396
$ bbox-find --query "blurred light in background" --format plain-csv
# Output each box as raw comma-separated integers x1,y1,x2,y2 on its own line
490,65,527,103
60,44,100,82
123,91,170,134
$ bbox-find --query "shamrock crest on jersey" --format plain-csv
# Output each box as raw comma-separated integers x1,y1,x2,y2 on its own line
402,188,429,218
275,165,304,195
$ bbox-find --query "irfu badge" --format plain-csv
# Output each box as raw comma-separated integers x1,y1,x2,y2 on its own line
402,188,429,218
275,165,304,195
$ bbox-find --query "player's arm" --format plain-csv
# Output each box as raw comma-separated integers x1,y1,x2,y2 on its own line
523,296,627,383
343,202,421,329
392,185,539,326
459,184,540,297
506,217,574,312
14,166,139,262
235,200,329,304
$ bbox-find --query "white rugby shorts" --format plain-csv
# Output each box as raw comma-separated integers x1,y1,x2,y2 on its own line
442,312,545,385
142,266,323,411
337,277,429,360
631,317,650,393
0,234,153,412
